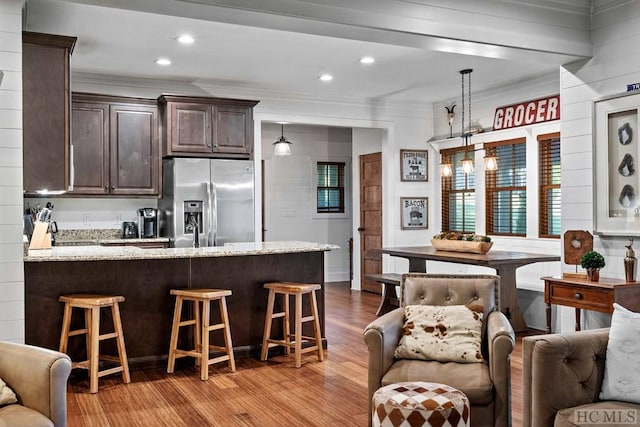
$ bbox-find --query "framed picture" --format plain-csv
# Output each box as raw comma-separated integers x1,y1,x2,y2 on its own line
594,91,640,235
400,149,428,182
401,197,428,230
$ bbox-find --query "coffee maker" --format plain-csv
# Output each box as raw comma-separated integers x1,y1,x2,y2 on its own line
137,208,159,238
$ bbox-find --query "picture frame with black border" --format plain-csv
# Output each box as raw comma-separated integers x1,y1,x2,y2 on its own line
401,197,428,230
400,149,428,182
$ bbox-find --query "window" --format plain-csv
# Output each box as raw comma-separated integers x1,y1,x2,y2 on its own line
441,147,475,233
539,132,561,238
316,162,345,213
485,138,526,236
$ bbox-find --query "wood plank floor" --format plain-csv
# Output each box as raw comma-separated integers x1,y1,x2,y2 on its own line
67,282,533,426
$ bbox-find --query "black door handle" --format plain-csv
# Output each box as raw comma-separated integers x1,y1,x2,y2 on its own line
357,227,365,232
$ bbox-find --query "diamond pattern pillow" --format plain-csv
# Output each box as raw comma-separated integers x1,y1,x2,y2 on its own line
394,304,484,363
0,377,17,406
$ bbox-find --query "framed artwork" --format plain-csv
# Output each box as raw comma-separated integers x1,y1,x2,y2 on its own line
594,91,640,235
401,197,428,230
400,149,428,182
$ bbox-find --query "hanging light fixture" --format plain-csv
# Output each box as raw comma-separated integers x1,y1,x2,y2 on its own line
273,123,293,156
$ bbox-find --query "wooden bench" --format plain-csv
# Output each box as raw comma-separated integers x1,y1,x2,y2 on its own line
364,273,402,316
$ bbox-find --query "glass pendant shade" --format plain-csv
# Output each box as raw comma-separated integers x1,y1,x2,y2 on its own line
273,124,293,156
461,154,474,174
484,154,498,171
440,162,453,177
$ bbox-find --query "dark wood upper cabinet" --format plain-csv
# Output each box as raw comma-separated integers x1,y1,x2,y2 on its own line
71,93,160,197
158,95,258,159
22,31,76,194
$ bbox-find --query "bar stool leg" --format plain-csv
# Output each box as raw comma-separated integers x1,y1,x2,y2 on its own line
84,308,92,363
200,298,210,381
89,307,100,394
194,299,201,367
261,289,276,361
59,303,72,353
111,302,131,384
283,294,290,355
167,295,183,374
310,290,324,362
219,296,236,372
294,293,302,368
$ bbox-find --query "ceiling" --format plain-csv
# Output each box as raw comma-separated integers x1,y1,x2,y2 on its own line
23,0,594,105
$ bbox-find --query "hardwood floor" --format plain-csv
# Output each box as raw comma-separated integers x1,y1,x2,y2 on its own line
67,282,533,426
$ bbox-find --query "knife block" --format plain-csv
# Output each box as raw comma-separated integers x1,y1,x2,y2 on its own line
29,222,52,250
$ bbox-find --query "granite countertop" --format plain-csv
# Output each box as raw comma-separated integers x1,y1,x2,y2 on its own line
54,229,169,246
25,241,339,262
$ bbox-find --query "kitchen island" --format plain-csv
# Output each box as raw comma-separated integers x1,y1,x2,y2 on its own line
25,241,337,369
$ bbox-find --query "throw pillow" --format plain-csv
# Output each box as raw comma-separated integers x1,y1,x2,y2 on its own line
600,303,640,404
394,304,484,363
0,377,17,406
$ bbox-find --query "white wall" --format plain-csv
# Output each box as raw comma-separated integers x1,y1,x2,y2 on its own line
0,0,24,343
262,123,353,282
559,1,640,332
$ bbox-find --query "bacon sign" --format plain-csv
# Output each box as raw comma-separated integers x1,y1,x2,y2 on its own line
493,95,560,130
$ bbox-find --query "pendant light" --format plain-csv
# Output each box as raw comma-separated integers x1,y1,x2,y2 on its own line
273,123,293,156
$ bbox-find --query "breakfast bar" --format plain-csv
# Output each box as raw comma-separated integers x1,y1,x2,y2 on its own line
24,241,337,369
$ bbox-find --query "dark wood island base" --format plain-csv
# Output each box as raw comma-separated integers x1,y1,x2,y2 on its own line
25,246,331,370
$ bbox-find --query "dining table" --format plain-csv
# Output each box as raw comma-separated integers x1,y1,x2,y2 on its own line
381,245,561,332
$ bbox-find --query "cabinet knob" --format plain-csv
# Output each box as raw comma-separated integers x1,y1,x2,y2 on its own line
574,293,583,299
111,185,115,189
104,185,108,189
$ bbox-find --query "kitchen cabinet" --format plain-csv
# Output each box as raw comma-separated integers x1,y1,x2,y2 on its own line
71,93,160,196
158,95,259,159
22,32,76,195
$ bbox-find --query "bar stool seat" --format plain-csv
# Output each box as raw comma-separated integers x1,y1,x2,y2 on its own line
58,294,131,393
261,282,324,368
167,288,235,380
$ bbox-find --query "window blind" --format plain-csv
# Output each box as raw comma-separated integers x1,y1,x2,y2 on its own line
485,138,526,236
317,162,345,213
441,147,475,233
539,133,561,238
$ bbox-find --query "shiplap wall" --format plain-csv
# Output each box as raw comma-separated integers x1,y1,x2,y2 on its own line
0,0,24,343
559,1,640,332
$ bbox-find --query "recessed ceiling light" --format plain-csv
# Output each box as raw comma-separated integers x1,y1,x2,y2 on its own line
359,56,375,64
155,58,171,66
318,74,333,82
176,34,194,44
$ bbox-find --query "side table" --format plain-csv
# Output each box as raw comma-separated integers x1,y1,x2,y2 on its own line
542,275,640,333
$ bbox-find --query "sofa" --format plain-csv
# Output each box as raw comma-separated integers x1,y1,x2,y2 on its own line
0,341,72,427
523,328,640,427
363,273,515,427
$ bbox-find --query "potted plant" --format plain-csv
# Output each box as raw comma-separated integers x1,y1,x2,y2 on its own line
580,250,606,282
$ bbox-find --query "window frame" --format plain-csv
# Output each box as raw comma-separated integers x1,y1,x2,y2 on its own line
484,137,527,237
441,146,476,233
312,157,351,219
538,132,561,239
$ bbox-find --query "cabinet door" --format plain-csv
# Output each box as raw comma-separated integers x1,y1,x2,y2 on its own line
22,33,76,194
71,102,110,194
213,105,252,156
170,103,212,154
110,104,159,196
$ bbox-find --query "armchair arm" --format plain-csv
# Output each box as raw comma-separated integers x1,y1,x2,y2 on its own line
522,329,609,427
363,308,404,406
0,341,72,427
486,310,515,427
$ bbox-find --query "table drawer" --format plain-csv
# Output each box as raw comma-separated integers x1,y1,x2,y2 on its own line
549,283,612,311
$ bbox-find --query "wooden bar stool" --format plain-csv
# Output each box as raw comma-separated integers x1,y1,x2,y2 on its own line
58,294,131,394
167,289,235,380
261,282,324,368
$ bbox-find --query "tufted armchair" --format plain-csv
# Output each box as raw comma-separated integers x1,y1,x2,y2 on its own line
363,273,515,427
523,328,640,427
0,341,72,427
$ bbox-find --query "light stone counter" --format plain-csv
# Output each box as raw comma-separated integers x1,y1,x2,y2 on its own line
25,241,339,262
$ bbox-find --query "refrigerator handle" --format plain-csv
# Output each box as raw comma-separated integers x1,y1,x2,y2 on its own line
205,182,213,246
211,182,218,246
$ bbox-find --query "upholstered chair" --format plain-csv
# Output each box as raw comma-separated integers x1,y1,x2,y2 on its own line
523,328,640,427
363,273,515,427
0,341,72,427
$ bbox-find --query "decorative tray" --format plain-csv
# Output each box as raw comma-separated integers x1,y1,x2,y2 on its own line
430,239,493,254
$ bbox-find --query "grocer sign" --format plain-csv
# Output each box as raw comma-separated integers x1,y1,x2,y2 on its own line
493,94,560,130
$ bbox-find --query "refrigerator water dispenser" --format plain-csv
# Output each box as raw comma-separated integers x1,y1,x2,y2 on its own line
184,201,203,234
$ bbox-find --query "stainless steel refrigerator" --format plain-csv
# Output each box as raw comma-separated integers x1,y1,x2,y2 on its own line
159,158,255,248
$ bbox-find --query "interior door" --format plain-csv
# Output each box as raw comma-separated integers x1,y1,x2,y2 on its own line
359,152,383,293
